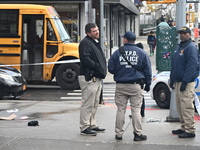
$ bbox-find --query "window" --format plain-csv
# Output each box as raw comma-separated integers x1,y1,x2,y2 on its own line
0,9,19,37
35,20,44,44
47,20,57,41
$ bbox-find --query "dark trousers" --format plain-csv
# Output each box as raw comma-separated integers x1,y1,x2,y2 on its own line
140,97,145,117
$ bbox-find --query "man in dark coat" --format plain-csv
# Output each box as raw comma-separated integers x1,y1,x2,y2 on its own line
78,23,107,136
170,26,199,138
108,31,152,141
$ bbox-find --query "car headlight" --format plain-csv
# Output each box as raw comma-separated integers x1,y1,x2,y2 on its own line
0,73,16,85
17,69,21,74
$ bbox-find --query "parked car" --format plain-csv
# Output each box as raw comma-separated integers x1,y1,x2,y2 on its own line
0,65,26,99
150,71,200,109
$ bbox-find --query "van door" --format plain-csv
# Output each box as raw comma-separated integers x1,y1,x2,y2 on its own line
21,15,44,81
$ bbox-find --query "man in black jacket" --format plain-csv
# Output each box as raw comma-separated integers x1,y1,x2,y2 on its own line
78,23,107,136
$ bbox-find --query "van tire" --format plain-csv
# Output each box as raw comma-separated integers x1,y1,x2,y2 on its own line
56,63,80,90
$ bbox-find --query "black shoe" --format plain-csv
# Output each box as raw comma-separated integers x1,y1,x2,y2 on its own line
91,127,105,132
134,133,147,141
81,127,97,136
115,135,122,140
178,132,195,138
172,129,184,135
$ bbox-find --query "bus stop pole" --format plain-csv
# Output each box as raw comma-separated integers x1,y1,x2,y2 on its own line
175,0,187,43
166,90,180,122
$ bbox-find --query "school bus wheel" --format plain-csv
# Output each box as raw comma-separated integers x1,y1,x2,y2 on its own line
55,63,80,90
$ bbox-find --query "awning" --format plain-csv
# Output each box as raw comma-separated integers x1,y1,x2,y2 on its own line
105,0,140,15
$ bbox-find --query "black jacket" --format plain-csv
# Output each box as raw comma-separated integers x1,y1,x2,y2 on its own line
79,36,107,79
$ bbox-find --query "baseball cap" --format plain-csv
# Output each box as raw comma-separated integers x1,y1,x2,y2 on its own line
122,31,136,41
177,26,191,34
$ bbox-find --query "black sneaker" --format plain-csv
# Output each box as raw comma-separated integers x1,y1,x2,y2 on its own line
172,129,184,135
91,127,105,132
115,135,122,140
134,133,147,141
178,132,195,138
81,127,97,136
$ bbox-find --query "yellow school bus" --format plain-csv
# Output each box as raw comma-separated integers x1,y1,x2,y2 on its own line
0,4,80,90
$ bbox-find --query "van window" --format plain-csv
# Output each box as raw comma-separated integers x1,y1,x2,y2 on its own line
0,9,18,37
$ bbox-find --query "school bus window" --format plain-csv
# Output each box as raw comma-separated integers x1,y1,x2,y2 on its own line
23,20,29,45
35,20,44,44
23,18,33,45
46,45,58,58
0,10,18,36
47,20,57,41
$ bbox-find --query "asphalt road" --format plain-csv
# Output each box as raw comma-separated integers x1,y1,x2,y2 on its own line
23,84,68,101
21,83,158,110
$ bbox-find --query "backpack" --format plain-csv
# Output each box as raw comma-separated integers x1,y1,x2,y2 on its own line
149,35,155,42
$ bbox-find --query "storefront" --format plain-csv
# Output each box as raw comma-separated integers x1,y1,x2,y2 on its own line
104,0,140,56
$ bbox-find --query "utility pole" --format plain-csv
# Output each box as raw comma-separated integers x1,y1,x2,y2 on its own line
176,0,187,43
100,0,104,52
167,0,187,122
92,0,104,51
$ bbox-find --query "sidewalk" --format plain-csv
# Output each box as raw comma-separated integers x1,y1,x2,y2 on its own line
0,100,200,150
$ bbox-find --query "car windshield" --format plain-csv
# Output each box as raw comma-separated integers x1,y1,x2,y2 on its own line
52,15,71,42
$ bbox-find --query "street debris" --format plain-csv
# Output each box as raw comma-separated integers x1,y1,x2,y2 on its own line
146,118,161,123
0,113,17,120
7,108,19,113
28,121,39,126
20,116,29,120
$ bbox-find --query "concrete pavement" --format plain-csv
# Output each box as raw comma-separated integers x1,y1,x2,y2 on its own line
1,100,200,150
1,36,200,150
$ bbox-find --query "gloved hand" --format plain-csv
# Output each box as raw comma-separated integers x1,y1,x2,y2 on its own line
85,71,93,81
144,84,150,92
169,79,175,90
180,82,187,91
